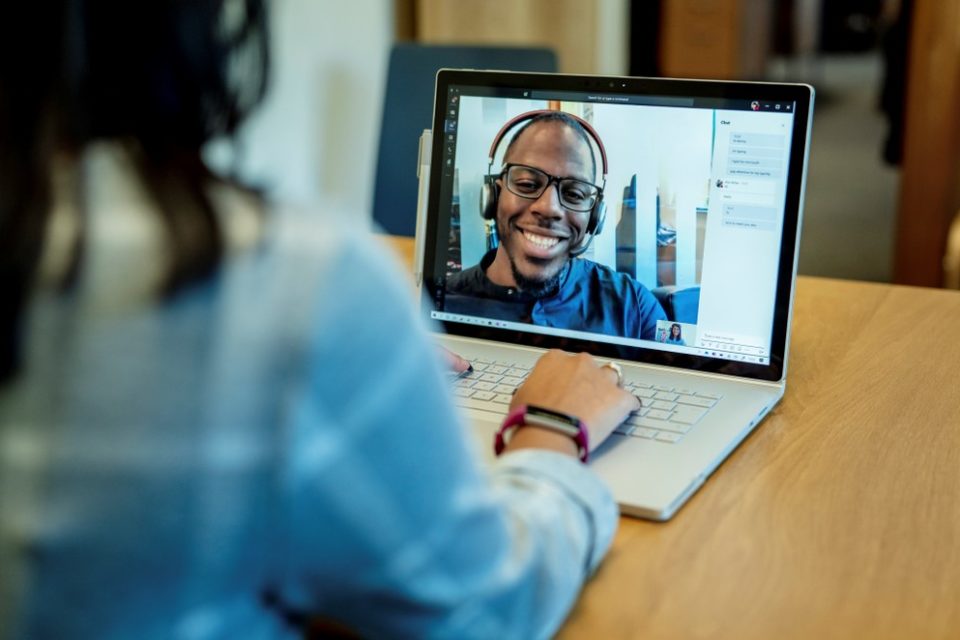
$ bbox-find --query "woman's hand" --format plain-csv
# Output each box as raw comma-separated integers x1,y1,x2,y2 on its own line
506,350,640,456
438,346,472,376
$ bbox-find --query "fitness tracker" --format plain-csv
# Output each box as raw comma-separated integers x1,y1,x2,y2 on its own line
494,404,590,462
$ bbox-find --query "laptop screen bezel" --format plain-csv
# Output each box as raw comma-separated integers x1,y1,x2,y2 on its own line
420,69,813,383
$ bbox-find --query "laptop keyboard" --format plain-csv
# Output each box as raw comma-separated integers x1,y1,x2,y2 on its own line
452,357,722,444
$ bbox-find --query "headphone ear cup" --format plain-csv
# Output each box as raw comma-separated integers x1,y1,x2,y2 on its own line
480,176,500,220
569,196,606,257
591,197,606,236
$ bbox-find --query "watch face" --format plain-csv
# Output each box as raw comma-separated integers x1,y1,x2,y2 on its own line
525,406,582,436
496,404,590,463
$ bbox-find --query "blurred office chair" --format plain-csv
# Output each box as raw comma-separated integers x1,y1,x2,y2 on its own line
652,285,701,324
372,44,557,236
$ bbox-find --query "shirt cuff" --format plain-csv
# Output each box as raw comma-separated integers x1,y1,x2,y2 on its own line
491,448,619,575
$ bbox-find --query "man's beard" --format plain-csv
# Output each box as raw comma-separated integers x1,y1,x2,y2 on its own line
497,216,571,298
509,257,563,298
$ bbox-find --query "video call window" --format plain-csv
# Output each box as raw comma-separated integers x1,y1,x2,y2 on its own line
431,89,795,366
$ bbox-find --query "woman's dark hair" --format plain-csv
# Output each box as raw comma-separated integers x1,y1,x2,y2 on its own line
670,323,682,338
0,0,270,382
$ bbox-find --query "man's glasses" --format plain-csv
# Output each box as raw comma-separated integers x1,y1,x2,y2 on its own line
500,163,602,213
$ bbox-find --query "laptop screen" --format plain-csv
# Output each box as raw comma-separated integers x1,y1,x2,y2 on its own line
420,70,813,382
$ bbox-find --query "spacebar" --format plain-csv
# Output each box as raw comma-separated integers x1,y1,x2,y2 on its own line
455,397,511,415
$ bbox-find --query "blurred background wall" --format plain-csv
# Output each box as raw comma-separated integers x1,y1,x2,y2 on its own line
209,0,960,288
205,0,394,213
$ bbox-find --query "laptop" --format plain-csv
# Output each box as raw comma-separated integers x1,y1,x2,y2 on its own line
412,69,814,520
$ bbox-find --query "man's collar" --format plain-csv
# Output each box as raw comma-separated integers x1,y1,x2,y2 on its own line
479,248,572,302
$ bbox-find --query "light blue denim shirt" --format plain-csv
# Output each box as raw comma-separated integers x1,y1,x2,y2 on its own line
0,208,618,639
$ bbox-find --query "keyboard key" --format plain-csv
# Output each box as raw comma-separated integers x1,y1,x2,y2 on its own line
493,384,515,394
696,391,723,400
472,381,496,391
473,357,494,364
656,421,692,434
626,407,655,425
635,416,688,436
493,394,513,404
480,373,504,383
631,427,658,439
455,379,476,388
632,416,673,429
635,388,656,399
655,432,683,443
628,407,658,420
453,388,475,398
677,395,715,408
471,362,488,372
487,365,508,374
647,409,673,420
506,368,528,378
650,400,677,411
501,376,523,387
614,424,633,435
653,384,675,392
472,390,496,401
654,391,679,402
671,405,708,424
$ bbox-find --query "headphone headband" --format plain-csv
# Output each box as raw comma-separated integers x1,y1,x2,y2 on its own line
485,109,608,180
479,108,609,257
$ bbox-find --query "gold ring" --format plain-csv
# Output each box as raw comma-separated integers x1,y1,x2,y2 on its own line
603,362,623,388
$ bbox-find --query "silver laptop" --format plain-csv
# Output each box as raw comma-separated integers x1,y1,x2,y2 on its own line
412,70,814,520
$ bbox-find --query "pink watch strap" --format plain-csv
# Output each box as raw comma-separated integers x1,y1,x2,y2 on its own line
494,404,590,462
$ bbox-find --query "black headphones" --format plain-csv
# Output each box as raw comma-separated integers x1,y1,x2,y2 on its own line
479,109,608,255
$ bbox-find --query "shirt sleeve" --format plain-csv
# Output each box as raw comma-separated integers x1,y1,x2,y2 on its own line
278,229,618,640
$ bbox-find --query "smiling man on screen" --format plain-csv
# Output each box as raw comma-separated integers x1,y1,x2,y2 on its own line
446,110,666,340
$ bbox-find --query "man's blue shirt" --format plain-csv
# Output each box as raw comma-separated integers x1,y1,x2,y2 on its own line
446,249,666,340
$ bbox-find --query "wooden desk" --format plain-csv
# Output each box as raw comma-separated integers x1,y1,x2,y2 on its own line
382,236,960,639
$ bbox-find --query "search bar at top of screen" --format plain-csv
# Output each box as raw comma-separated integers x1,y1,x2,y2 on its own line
528,91,695,107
